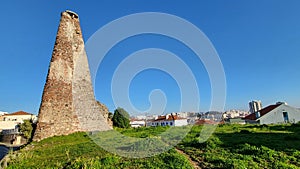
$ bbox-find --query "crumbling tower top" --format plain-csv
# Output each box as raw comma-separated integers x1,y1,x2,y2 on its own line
64,10,79,18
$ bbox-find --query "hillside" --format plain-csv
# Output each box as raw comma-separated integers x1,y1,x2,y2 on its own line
3,127,192,169
3,124,300,168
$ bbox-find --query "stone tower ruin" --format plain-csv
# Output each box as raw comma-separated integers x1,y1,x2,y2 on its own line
33,10,112,141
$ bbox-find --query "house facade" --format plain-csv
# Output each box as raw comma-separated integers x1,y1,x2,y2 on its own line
147,114,188,127
244,102,300,124
130,119,146,128
0,111,37,134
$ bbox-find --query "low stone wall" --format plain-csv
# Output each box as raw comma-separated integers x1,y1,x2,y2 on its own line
0,134,27,145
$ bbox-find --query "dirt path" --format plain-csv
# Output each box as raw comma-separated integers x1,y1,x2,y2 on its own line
175,148,201,169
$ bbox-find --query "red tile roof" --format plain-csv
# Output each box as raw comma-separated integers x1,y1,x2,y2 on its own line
130,119,145,122
195,119,222,125
243,104,281,121
154,114,185,121
4,111,32,116
155,115,167,121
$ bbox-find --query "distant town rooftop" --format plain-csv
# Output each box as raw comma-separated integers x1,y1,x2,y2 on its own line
3,111,32,116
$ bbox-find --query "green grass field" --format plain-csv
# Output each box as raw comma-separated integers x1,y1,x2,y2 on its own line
3,123,300,169
178,123,300,168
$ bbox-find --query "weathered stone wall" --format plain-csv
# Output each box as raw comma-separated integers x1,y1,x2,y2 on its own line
33,10,112,141
96,101,113,126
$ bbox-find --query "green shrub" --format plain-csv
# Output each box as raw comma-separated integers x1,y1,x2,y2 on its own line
19,120,33,140
112,107,130,128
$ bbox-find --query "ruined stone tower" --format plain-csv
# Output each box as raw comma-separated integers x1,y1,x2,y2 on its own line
33,10,112,141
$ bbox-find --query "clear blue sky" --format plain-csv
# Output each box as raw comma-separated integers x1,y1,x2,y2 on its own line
1,1,300,115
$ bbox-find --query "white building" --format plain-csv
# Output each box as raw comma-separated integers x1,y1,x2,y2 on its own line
244,102,300,124
171,112,198,119
0,111,37,134
0,111,8,116
130,119,146,128
147,114,188,127
135,115,146,120
223,110,250,119
249,100,262,114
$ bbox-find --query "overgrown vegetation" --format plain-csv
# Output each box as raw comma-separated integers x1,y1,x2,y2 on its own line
5,123,300,168
18,120,33,140
5,131,192,169
178,123,300,168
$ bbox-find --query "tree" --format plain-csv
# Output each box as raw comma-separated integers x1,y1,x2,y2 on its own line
19,120,33,140
112,107,130,128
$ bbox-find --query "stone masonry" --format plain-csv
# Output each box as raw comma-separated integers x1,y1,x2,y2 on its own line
33,10,112,141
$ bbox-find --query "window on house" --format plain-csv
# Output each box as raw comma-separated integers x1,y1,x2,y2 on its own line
170,122,173,126
283,112,289,122
255,112,260,118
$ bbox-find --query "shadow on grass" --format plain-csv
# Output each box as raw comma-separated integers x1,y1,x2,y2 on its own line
215,131,300,152
179,124,299,151
242,123,300,133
